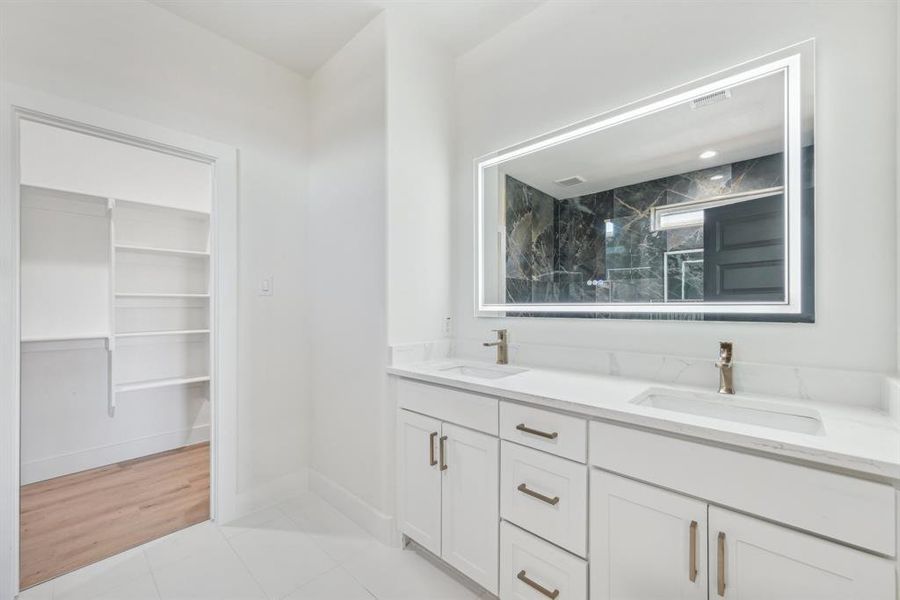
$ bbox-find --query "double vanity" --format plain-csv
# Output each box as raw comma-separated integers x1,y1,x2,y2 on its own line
389,37,900,599
389,353,900,599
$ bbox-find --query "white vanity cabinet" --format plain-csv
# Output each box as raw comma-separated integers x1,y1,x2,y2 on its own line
441,422,500,593
589,421,897,600
708,507,895,599
397,409,499,593
396,379,500,595
591,471,708,600
397,410,443,555
392,373,899,600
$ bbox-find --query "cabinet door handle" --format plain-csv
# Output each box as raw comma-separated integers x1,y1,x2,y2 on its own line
439,435,448,471
517,483,560,506
516,423,558,439
717,531,726,597
428,432,438,466
517,570,559,599
689,520,698,582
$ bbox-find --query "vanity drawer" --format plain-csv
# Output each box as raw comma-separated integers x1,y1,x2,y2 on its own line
500,401,586,462
501,441,587,556
589,421,896,555
500,521,587,600
395,377,498,435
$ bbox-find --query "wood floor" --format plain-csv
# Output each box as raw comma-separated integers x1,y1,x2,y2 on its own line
20,442,210,589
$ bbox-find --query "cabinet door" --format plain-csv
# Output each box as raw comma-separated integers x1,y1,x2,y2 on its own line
708,506,895,600
591,470,707,600
441,423,499,595
397,410,442,556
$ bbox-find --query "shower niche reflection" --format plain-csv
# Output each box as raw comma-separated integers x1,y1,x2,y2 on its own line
477,42,814,321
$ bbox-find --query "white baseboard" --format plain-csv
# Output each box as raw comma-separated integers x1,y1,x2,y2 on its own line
20,424,210,485
230,468,309,521
308,468,396,545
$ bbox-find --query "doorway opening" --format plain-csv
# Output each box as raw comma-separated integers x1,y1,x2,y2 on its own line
16,116,215,590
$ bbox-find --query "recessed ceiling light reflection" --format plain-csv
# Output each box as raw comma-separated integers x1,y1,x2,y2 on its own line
699,150,718,159
710,174,724,181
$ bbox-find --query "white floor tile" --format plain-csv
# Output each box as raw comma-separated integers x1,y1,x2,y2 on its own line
226,514,337,599
279,494,378,563
142,521,230,571
220,507,287,540
19,492,495,600
92,573,160,600
151,544,265,600
52,547,152,600
282,566,375,600
15,581,53,600
342,543,484,600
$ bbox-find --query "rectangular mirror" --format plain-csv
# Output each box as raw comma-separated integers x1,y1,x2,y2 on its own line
476,41,814,321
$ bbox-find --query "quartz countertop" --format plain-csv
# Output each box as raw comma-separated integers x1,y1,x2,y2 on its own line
387,360,900,480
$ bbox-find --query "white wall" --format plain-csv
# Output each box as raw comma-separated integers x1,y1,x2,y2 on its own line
19,119,212,213
306,11,455,532
386,12,454,346
307,14,390,520
0,1,309,495
453,1,898,377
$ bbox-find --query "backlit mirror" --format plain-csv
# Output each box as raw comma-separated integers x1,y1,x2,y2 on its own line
476,41,814,321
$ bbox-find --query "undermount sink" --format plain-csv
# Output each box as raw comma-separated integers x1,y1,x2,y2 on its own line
631,388,824,435
438,364,527,380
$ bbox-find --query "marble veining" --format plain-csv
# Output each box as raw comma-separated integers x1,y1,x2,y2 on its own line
451,337,886,411
504,151,796,307
387,357,900,480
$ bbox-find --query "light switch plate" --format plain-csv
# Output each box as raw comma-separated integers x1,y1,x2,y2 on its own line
258,276,273,296
442,316,452,337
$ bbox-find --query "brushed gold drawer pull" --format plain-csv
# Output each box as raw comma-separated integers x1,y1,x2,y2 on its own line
439,435,448,471
717,531,726,596
517,483,560,506
428,431,438,467
689,520,698,582
516,423,558,439
517,570,559,599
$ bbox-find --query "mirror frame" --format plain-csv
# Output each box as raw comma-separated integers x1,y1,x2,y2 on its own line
475,40,814,320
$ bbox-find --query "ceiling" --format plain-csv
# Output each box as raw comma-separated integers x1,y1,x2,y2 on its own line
151,0,543,77
498,71,804,199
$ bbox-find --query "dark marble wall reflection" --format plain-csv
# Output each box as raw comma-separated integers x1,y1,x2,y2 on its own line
504,151,792,304
505,177,556,302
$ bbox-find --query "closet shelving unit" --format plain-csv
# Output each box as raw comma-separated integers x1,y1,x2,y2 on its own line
20,184,212,417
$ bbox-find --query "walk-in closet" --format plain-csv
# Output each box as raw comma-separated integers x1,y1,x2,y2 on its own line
18,118,214,589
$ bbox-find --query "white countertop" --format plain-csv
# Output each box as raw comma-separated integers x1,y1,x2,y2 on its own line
388,359,900,481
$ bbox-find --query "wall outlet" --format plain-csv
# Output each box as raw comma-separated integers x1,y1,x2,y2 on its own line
258,276,274,296
442,316,452,337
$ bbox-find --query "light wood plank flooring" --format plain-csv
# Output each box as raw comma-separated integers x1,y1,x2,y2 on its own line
20,442,210,589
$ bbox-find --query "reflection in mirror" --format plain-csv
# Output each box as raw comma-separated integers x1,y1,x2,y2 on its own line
478,42,814,321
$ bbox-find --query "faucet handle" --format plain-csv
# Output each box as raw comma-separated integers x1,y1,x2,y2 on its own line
717,341,733,365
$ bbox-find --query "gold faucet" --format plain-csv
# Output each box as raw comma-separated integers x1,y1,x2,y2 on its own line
483,329,509,365
716,341,734,395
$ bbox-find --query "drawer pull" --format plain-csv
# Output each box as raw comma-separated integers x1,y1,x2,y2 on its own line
717,531,726,596
517,570,559,599
428,431,438,467
689,520,698,582
517,483,560,506
439,435,448,471
516,423,558,439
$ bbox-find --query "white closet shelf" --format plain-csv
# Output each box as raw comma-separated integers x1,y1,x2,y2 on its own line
114,244,210,258
116,198,210,219
116,375,210,393
22,185,211,217
21,332,110,343
115,293,210,299
116,329,210,338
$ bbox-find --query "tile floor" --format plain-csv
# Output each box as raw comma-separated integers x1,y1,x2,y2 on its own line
18,492,491,600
